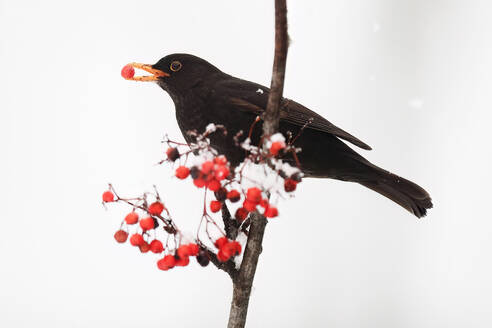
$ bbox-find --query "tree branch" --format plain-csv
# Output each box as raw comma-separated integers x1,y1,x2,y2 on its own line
206,248,238,281
262,0,289,137
222,202,240,240
227,1,289,327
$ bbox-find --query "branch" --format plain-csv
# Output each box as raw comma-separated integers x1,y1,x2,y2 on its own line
222,202,240,240
262,0,289,136
207,248,239,281
227,1,289,327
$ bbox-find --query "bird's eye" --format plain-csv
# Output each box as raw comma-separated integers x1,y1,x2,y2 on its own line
170,61,182,72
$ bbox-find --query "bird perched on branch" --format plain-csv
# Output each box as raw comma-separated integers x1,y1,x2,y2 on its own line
123,54,432,218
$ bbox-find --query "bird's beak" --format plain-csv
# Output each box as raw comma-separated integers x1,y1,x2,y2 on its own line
123,62,169,81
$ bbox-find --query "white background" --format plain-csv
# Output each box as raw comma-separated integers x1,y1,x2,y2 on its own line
1,1,491,327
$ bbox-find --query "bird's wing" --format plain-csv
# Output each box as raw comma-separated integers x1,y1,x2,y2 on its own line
217,79,372,150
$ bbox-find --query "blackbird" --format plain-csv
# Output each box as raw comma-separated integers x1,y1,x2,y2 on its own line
125,54,432,218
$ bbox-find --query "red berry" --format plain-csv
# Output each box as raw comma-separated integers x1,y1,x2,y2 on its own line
166,147,180,161
201,161,214,175
270,141,285,156
230,241,242,256
235,207,249,221
243,199,257,212
246,187,262,203
284,179,297,192
193,178,206,188
150,240,164,253
175,255,190,267
175,166,190,179
214,165,230,181
114,230,128,243
259,199,269,208
222,241,242,258
139,217,155,231
214,155,228,165
188,243,199,256
217,249,231,262
210,200,222,213
121,64,135,79
130,233,144,246
265,206,279,218
102,190,114,202
157,254,176,271
124,212,139,225
139,242,150,253
177,244,191,258
148,201,165,215
207,179,221,192
227,190,241,202
214,236,228,249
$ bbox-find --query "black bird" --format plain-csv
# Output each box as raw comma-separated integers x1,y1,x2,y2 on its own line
124,54,432,218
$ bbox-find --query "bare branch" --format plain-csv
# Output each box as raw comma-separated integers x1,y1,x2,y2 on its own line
227,1,289,327
263,0,289,137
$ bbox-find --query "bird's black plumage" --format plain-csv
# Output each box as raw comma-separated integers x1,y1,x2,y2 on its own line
149,53,432,218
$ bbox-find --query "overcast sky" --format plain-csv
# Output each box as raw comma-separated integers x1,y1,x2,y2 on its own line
1,1,491,327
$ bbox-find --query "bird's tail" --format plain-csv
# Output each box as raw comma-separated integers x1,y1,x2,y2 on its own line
358,168,433,218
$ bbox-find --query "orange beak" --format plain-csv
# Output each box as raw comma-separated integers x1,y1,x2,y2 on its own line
123,62,169,81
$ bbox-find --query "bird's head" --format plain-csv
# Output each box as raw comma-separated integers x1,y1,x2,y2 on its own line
123,53,223,97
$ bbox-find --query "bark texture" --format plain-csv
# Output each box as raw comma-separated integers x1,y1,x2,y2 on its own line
227,1,289,327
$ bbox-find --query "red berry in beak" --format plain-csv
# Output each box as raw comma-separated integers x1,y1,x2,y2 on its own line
121,64,135,79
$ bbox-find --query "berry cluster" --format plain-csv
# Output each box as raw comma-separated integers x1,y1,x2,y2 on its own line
103,124,302,272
